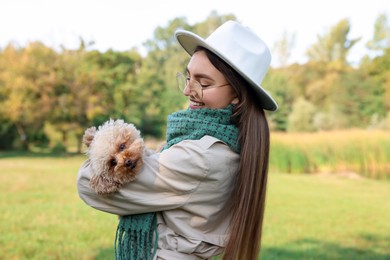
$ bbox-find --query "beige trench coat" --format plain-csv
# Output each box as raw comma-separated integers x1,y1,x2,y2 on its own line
77,135,240,259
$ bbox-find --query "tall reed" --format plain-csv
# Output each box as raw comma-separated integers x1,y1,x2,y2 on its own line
269,130,390,179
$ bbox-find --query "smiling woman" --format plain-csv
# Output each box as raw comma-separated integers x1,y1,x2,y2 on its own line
77,20,278,260
179,50,238,109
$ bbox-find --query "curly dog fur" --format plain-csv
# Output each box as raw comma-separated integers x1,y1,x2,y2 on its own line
82,119,144,194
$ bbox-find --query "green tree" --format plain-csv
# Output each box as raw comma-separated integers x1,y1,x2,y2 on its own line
306,19,361,64
136,17,190,137
332,70,384,128
0,42,58,150
364,47,390,127
50,44,104,153
137,12,237,137
273,30,296,68
265,67,301,131
83,48,143,125
287,97,316,132
366,13,390,56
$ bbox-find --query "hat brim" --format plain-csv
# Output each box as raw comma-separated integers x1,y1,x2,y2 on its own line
175,29,278,111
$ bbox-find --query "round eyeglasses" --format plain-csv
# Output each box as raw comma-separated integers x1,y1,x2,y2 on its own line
176,72,230,101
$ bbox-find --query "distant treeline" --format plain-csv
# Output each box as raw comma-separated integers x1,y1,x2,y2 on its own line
0,12,389,152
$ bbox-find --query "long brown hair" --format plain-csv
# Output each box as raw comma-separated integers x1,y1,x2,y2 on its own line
198,47,270,259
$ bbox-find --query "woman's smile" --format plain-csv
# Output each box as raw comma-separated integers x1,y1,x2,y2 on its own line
189,99,205,109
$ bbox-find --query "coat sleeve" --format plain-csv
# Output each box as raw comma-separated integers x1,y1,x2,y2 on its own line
77,139,213,216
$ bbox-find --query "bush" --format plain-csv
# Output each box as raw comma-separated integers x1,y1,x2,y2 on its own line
0,122,18,150
51,142,67,154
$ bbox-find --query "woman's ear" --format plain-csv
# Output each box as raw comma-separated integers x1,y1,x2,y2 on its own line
231,97,239,105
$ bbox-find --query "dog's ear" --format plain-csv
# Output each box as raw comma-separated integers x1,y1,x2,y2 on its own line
83,126,96,147
90,174,120,194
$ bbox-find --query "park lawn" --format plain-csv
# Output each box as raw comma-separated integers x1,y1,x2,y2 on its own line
0,155,389,259
261,173,390,259
0,154,117,259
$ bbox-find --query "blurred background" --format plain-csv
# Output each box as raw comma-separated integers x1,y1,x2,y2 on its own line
0,0,389,259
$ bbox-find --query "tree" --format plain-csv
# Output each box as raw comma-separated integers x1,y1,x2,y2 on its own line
364,46,390,127
49,43,104,153
0,42,58,150
273,30,296,67
306,19,361,64
287,97,316,132
265,67,300,131
83,48,143,126
366,13,390,56
137,12,237,137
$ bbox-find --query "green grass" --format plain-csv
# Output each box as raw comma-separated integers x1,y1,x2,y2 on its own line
0,154,118,259
262,174,390,259
0,154,389,259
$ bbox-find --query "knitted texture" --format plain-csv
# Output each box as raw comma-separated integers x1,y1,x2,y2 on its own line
164,105,240,153
115,214,157,260
115,105,239,260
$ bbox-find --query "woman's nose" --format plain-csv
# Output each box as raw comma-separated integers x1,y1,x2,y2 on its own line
183,83,191,96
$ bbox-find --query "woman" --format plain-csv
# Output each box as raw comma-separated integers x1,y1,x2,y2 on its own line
77,20,278,260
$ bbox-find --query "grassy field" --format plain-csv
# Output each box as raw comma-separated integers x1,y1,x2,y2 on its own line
261,174,390,259
0,154,389,259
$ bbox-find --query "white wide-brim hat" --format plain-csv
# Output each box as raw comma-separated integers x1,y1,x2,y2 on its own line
175,20,278,111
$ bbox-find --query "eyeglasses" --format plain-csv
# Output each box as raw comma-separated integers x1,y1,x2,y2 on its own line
176,72,230,101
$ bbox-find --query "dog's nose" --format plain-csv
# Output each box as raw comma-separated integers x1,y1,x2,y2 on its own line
125,159,134,168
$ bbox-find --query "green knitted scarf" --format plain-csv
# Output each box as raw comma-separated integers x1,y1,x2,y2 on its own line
115,105,239,260
115,214,158,260
164,105,240,153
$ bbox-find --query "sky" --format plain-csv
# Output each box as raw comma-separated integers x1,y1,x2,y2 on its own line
1,0,389,67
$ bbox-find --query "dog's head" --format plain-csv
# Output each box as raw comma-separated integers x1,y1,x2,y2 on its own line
83,119,144,194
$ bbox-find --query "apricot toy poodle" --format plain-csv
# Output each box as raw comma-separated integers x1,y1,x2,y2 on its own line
82,119,145,194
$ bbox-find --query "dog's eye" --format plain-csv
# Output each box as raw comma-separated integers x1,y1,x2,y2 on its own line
110,159,117,167
119,143,126,151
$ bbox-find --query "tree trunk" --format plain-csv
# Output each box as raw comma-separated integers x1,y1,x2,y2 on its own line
61,130,68,147
15,123,29,151
77,134,83,154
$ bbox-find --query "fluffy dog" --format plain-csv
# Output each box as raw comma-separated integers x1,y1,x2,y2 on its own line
82,119,145,194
